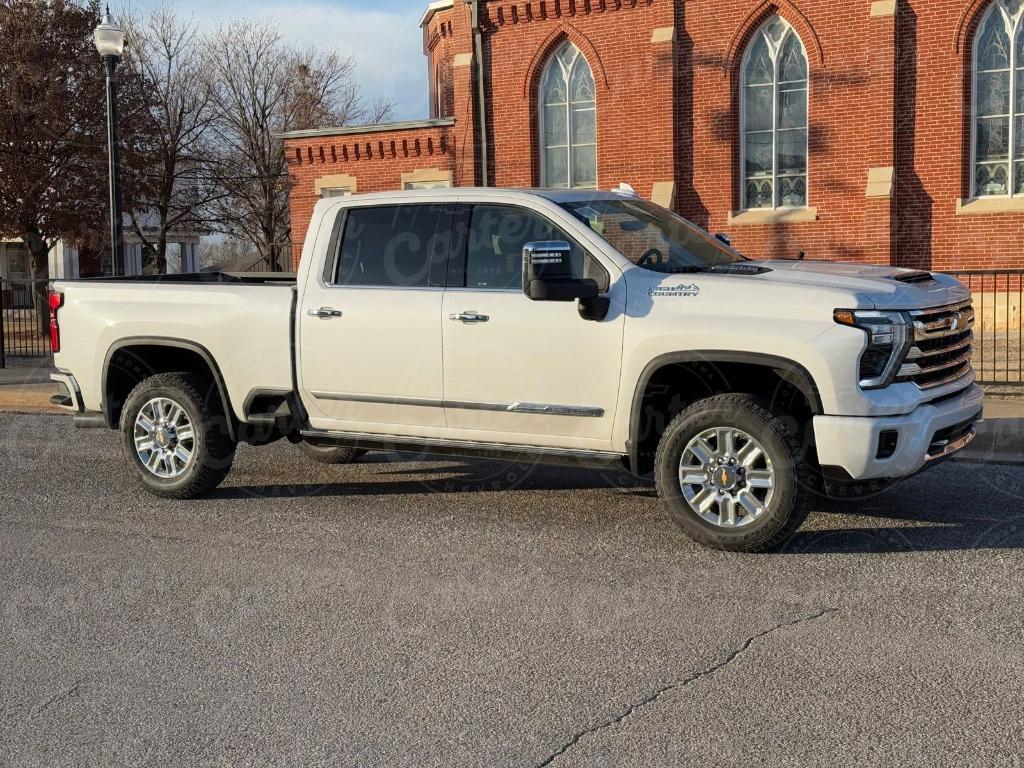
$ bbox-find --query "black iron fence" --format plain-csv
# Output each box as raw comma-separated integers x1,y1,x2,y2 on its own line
943,269,1024,385
0,278,53,367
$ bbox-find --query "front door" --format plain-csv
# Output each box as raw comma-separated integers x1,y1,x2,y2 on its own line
441,203,624,450
298,202,451,435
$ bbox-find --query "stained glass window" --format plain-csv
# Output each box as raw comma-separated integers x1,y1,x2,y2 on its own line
741,16,809,209
540,43,597,189
974,0,1024,197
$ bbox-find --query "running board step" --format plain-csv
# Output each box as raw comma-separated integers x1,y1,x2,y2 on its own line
300,429,627,470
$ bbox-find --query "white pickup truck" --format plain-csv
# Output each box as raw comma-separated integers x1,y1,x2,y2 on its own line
49,188,982,551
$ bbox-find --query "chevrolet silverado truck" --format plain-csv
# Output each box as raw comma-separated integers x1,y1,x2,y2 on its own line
48,188,982,551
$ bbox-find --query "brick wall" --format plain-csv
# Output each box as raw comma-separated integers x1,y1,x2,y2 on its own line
896,0,1024,272
284,0,1024,272
285,123,463,267
478,0,676,195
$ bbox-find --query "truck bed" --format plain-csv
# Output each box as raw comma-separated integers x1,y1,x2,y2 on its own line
53,273,296,422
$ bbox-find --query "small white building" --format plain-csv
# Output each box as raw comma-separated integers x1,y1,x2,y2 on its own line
0,225,202,305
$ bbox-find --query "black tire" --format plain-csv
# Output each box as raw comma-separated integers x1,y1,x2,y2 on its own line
653,393,811,552
120,372,236,499
298,441,369,465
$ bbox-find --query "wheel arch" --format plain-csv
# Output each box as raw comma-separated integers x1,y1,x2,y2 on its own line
627,351,823,475
102,336,238,440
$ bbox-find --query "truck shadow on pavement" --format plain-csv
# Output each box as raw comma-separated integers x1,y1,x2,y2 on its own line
782,463,1024,555
215,455,651,499
213,453,1024,556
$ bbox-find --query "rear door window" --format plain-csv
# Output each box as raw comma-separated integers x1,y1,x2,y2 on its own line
334,205,449,288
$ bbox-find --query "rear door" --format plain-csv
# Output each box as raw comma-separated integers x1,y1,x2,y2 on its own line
298,202,452,434
440,201,625,449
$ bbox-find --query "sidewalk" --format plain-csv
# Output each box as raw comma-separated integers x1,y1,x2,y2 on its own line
960,398,1024,464
0,360,58,413
0,370,1021,462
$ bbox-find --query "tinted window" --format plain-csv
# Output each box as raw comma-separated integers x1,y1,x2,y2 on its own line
560,198,744,274
335,205,448,288
463,204,607,290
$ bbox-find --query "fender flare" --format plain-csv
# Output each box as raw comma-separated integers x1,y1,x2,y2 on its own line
627,350,824,473
101,336,237,439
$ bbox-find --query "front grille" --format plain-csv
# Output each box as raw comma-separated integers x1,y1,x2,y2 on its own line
896,301,975,389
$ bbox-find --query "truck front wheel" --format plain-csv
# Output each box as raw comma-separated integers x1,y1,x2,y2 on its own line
654,393,811,552
120,372,236,499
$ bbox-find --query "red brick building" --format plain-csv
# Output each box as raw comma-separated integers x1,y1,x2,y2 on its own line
282,0,1024,273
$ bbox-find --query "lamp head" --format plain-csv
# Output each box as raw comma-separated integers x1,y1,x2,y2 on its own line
94,6,125,59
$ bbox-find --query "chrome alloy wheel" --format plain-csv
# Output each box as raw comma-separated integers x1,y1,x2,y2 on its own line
678,426,776,529
134,397,196,479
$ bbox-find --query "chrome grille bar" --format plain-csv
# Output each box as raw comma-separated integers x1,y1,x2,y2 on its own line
896,301,976,389
898,347,974,378
904,335,973,361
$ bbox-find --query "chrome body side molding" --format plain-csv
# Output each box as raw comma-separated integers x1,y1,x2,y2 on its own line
310,391,604,418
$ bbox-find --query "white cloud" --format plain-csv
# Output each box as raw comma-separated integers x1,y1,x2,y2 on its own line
131,0,429,120
258,2,428,120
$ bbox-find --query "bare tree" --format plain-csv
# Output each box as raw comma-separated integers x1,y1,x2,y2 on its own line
198,236,259,272
205,20,393,271
123,5,220,273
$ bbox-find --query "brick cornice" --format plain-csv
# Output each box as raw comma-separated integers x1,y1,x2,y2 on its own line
484,0,650,29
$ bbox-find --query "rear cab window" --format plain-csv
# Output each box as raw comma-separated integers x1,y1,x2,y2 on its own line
330,204,451,288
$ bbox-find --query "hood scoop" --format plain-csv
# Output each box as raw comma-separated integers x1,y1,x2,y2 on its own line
893,270,936,285
708,263,772,276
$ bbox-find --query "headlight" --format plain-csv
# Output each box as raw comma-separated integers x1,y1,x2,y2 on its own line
834,309,912,389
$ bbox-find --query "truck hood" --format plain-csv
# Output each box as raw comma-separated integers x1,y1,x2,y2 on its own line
753,259,970,310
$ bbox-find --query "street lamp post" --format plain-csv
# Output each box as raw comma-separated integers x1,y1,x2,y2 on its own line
94,8,126,277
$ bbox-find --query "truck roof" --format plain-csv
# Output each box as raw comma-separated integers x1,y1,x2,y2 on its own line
328,187,640,204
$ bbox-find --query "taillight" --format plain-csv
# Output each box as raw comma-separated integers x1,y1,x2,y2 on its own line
48,291,64,353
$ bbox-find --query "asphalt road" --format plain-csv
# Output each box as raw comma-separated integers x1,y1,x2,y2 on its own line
1,412,1023,767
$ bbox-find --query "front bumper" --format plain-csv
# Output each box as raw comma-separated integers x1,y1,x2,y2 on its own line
813,383,984,481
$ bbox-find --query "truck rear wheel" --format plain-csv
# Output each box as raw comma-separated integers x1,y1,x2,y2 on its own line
297,441,368,465
653,393,811,552
120,372,236,499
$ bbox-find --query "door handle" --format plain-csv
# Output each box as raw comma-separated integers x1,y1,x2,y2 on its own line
449,311,489,323
308,307,342,319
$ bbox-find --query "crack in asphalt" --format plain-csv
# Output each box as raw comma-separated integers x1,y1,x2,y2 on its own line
532,608,839,768
31,678,85,718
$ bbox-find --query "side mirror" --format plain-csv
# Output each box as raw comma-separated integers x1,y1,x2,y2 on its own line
714,233,732,246
522,241,599,302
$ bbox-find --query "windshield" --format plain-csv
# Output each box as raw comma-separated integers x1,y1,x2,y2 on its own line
560,197,746,273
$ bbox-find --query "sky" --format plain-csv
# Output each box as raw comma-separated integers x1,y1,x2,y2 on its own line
126,0,431,121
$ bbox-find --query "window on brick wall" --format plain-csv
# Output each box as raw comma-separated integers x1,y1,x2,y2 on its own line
539,42,597,189
973,0,1024,198
740,16,809,210
404,180,451,190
